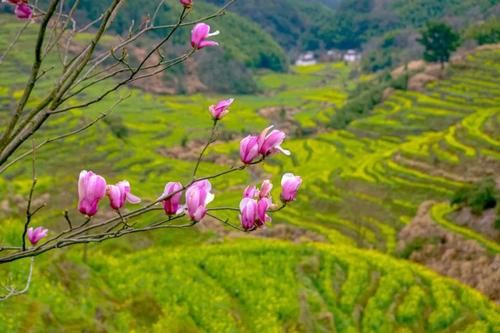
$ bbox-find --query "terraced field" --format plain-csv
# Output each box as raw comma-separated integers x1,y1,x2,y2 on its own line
261,49,500,254
0,242,499,332
0,15,499,332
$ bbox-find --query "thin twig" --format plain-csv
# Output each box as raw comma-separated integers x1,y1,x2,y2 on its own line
0,257,35,302
193,120,217,178
0,94,129,174
0,21,30,65
63,210,73,230
207,213,244,232
21,143,38,251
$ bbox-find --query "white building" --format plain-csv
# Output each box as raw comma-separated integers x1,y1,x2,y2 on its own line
295,52,317,66
343,50,362,62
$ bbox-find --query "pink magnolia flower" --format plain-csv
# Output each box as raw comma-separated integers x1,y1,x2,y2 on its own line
259,126,291,157
239,197,258,230
240,197,271,230
27,227,48,246
209,98,234,120
162,182,183,215
280,173,302,203
106,180,141,210
240,135,260,164
259,179,273,199
243,185,258,198
78,170,107,216
256,198,272,226
191,23,219,49
14,3,32,20
179,0,192,7
185,180,214,221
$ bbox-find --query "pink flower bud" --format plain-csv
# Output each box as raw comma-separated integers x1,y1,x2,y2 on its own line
240,135,260,164
243,185,258,198
27,227,48,246
185,180,214,221
191,23,219,49
259,125,291,157
106,180,141,210
179,0,192,7
239,197,258,230
280,173,302,203
259,180,273,199
209,98,234,120
162,182,183,215
14,3,32,20
78,170,107,216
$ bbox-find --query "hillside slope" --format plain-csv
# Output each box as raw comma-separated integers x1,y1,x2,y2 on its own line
316,0,499,50
1,242,498,332
204,0,337,52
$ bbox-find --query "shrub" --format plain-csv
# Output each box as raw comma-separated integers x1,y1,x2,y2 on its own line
465,17,500,45
450,179,498,215
330,71,409,129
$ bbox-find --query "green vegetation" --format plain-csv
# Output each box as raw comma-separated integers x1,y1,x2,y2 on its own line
431,203,500,253
0,242,498,332
465,17,500,45
316,0,497,49
330,72,409,129
204,0,337,51
418,22,461,66
451,179,498,215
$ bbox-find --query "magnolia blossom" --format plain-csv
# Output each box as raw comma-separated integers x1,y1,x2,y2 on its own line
240,135,260,164
191,23,219,49
259,126,290,157
259,179,273,199
14,3,32,19
280,173,302,203
243,185,258,198
162,182,183,215
185,180,214,221
106,180,141,210
2,0,32,19
179,0,192,7
209,98,234,120
240,179,274,230
256,198,272,227
239,197,258,230
27,227,48,246
240,197,271,230
78,170,107,216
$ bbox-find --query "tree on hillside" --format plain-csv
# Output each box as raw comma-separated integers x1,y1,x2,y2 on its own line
418,22,461,68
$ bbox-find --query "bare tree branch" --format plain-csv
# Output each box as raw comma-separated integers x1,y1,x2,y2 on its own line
0,94,129,174
0,0,62,149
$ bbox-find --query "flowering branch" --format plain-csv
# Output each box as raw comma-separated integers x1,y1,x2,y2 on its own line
0,0,303,304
